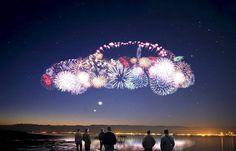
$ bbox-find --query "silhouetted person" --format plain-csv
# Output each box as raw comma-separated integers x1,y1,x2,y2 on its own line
75,129,82,151
160,129,175,151
142,130,156,151
103,127,117,151
83,128,91,151
98,128,105,150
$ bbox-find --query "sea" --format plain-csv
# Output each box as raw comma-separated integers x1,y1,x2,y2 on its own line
15,135,235,151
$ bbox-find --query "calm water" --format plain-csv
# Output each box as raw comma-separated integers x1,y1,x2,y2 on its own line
16,135,235,151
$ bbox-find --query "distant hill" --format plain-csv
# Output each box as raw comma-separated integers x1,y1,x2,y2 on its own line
0,124,230,134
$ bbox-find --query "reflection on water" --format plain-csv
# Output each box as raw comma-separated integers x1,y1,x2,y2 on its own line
58,136,193,151
232,136,234,151
221,137,224,151
184,136,236,151
17,136,236,151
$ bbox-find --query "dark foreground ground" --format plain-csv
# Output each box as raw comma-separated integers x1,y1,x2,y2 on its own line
0,130,61,151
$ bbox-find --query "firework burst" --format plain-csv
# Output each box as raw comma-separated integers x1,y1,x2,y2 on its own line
150,77,177,95
42,41,194,95
91,75,107,88
106,61,134,89
175,62,195,88
149,58,175,81
139,57,152,68
54,71,77,92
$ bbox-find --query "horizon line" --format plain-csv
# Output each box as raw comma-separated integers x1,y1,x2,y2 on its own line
1,123,236,129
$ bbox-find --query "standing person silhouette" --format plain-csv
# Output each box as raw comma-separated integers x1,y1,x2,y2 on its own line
142,130,156,151
98,128,105,150
75,129,82,151
103,127,117,151
160,129,175,151
83,128,91,151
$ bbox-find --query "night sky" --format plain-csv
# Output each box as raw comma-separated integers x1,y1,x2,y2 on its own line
0,0,236,128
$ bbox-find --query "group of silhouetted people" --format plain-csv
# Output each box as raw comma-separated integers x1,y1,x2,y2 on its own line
75,127,174,151
75,128,91,151
75,126,116,151
142,129,175,151
99,127,117,151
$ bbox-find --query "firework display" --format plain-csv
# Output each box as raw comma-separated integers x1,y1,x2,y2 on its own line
41,41,194,95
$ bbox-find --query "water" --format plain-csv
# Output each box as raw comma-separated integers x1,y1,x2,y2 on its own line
16,135,236,151
184,136,235,151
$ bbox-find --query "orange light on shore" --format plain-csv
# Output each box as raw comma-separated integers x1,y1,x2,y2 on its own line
114,132,236,137
33,131,236,137
40,131,47,134
175,132,236,137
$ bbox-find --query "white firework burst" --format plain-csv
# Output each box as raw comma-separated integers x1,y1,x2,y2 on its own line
130,67,148,88
75,71,91,88
175,62,195,88
106,61,134,89
131,73,148,88
173,70,186,86
149,77,177,96
54,71,76,92
148,58,175,82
